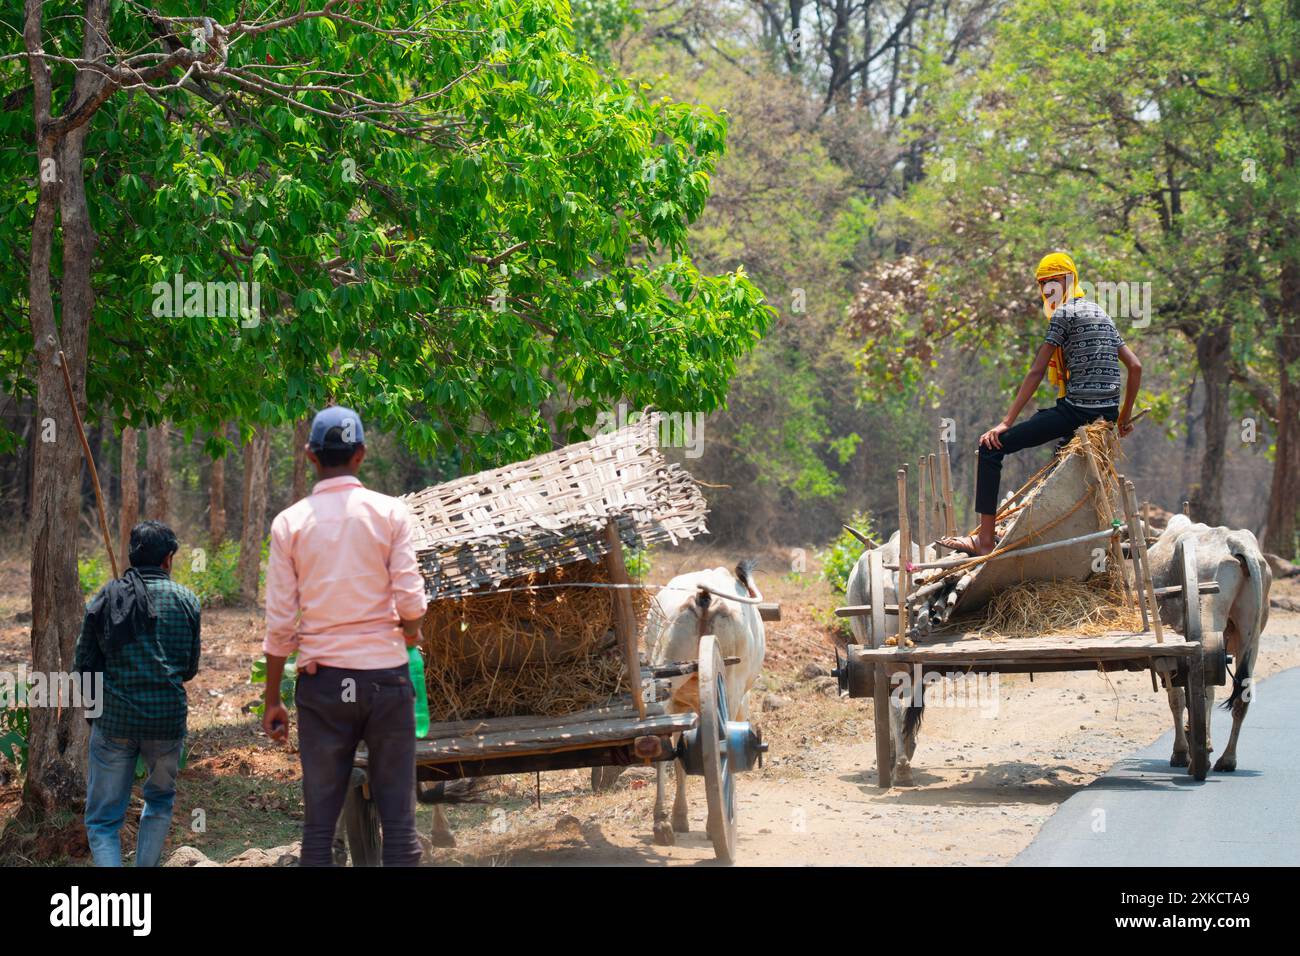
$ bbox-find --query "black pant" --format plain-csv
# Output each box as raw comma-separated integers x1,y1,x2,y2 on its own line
295,663,421,867
975,399,1118,516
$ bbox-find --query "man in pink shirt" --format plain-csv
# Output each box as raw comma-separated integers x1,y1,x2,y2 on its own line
261,406,429,866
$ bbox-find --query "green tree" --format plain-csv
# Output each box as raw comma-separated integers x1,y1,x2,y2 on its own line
0,0,770,834
863,0,1299,548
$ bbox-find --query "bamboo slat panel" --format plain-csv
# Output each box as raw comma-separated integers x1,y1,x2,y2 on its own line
403,415,709,600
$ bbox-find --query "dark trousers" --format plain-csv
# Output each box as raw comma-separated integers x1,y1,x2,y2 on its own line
975,399,1118,516
295,663,421,867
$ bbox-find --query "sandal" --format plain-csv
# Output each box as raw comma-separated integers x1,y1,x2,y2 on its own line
938,534,986,557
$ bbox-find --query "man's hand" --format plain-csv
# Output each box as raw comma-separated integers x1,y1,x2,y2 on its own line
401,617,423,648
1118,418,1134,437
262,702,290,742
979,422,1011,450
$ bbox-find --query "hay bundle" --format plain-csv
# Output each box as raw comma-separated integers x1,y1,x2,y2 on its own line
968,571,1143,641
420,560,650,722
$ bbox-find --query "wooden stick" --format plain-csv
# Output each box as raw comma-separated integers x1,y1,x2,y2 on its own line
888,524,1129,572
1122,478,1163,642
57,351,118,578
916,456,928,560
1117,477,1149,631
897,468,910,642
604,518,646,718
939,440,957,541
927,453,940,556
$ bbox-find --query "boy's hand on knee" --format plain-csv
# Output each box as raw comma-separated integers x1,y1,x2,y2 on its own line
980,423,1010,449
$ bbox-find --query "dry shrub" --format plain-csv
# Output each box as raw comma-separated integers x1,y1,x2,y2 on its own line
420,560,649,721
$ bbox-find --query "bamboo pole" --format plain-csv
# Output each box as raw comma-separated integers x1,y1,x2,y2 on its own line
897,468,910,643
603,518,646,718
1117,478,1149,631
1122,478,1163,642
58,351,118,578
939,440,957,542
887,524,1132,572
927,452,940,556
916,456,928,561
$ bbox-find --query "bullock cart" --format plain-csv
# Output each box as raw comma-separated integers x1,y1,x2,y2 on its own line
343,417,769,864
833,424,1229,785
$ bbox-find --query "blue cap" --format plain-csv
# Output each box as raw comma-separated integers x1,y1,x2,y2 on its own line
308,406,365,450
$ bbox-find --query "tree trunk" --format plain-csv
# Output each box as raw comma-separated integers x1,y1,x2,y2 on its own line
119,425,138,565
145,423,171,524
237,427,271,604
1263,250,1300,555
16,0,108,827
209,431,227,547
293,418,310,501
1191,323,1231,526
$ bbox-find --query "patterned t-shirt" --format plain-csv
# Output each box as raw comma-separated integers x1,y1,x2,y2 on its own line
1045,298,1125,409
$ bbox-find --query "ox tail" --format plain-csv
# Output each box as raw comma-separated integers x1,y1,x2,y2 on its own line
903,697,925,738
1223,534,1267,710
735,558,760,598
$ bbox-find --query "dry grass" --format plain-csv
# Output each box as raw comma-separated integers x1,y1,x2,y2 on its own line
966,572,1143,641
420,560,650,721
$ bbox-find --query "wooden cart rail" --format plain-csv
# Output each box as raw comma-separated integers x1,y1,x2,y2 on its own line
848,630,1199,666
356,710,697,767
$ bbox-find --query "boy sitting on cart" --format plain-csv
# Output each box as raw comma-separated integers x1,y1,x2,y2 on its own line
940,252,1142,557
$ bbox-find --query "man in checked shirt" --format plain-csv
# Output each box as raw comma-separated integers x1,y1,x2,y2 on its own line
75,520,201,867
260,406,429,867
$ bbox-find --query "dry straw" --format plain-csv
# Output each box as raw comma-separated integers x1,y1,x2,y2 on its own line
419,559,651,721
967,570,1142,641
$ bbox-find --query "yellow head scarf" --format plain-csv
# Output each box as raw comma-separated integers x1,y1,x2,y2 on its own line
1035,252,1085,397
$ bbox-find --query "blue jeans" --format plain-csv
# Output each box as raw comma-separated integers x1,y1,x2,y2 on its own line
84,723,183,867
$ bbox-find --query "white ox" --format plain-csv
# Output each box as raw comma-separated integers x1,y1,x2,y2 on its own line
644,561,766,845
844,530,924,785
1146,514,1272,773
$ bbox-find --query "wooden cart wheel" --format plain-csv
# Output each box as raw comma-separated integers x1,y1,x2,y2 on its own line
343,769,382,867
1185,648,1209,781
698,634,738,864
868,550,893,789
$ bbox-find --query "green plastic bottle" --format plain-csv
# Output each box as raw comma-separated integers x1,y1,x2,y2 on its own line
408,645,430,739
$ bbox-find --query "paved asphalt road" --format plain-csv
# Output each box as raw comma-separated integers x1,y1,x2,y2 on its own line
1015,666,1300,866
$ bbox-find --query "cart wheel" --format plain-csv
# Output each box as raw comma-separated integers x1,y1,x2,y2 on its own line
343,769,382,866
698,634,737,864
1185,648,1209,781
868,550,892,789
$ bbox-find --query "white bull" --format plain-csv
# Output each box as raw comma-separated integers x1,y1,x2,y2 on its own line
645,561,766,845
844,531,924,785
1146,514,1272,773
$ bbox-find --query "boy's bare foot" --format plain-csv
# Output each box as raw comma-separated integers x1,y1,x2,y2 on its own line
938,534,994,557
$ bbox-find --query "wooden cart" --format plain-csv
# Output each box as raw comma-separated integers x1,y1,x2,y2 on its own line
341,418,767,864
343,631,763,864
833,429,1229,786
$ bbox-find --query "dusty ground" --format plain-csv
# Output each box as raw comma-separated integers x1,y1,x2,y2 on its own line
1,542,1297,866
